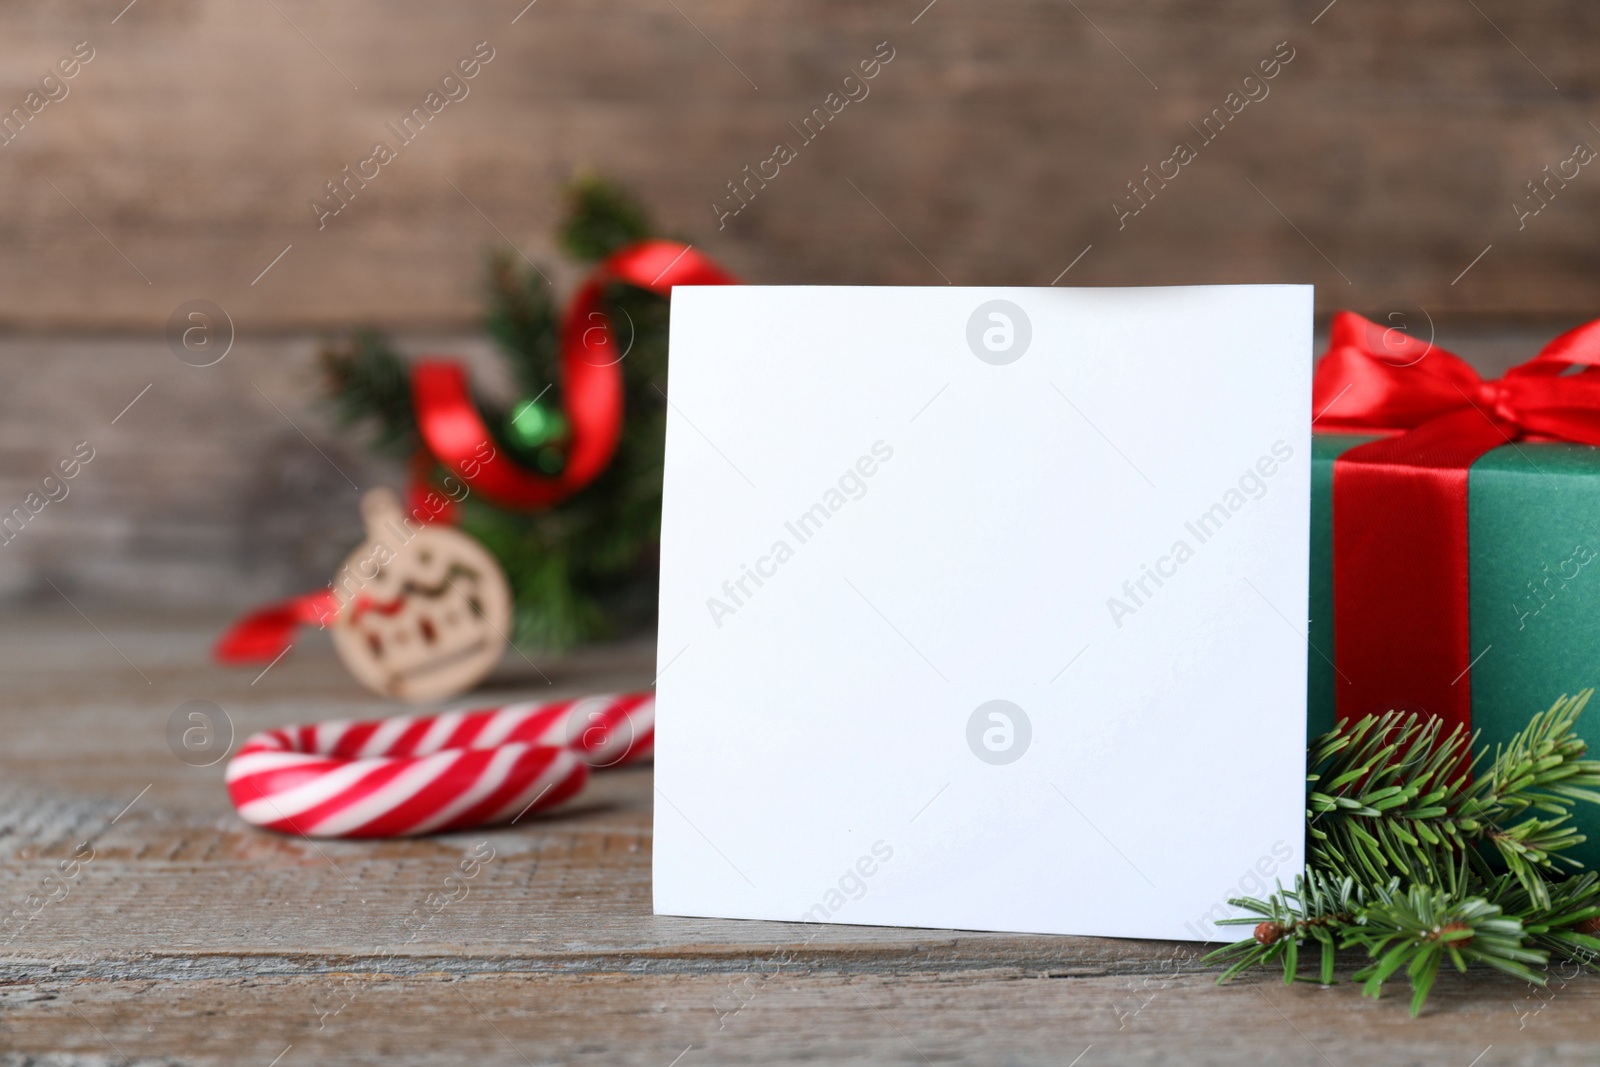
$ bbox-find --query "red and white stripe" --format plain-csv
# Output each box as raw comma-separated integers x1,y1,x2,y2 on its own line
226,693,654,838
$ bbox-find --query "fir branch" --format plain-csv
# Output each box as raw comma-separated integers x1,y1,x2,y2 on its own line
1465,692,1600,904
1344,883,1542,1017
1307,710,1478,887
1308,692,1600,906
559,173,652,263
1204,870,1373,986
482,249,561,404
1213,691,1600,1016
318,329,418,459
1345,883,1546,1017
1487,870,1600,965
1210,871,1548,1017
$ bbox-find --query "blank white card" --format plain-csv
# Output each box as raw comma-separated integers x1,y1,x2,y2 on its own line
654,285,1311,940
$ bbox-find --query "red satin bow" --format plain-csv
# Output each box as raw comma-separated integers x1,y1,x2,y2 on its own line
412,240,738,511
1314,311,1600,734
1314,311,1600,443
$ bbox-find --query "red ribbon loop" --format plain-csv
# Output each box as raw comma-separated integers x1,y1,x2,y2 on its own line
1315,311,1600,732
412,240,737,511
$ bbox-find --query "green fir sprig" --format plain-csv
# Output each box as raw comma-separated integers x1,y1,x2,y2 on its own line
1208,690,1600,1015
1487,869,1600,963
1308,691,1600,906
1208,869,1372,987
1344,882,1544,1016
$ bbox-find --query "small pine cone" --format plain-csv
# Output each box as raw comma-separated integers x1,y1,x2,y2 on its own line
1576,917,1600,936
1254,921,1284,946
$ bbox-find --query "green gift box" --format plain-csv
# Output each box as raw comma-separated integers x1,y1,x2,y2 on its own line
1309,309,1600,870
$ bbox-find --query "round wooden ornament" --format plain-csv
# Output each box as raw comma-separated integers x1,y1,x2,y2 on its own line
329,488,512,703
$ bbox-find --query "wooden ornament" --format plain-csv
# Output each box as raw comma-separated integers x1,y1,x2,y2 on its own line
329,488,512,703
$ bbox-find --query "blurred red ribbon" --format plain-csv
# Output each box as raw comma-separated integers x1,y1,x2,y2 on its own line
214,589,338,665
215,240,736,666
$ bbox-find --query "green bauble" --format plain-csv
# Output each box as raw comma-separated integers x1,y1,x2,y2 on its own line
506,399,569,449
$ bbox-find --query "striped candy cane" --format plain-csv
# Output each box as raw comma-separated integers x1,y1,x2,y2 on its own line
225,694,654,838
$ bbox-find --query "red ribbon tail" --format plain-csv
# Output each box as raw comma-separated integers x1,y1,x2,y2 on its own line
1330,408,1514,735
213,589,339,665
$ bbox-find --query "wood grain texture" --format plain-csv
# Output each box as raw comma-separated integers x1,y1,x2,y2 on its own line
0,0,1595,330
3,613,1600,1064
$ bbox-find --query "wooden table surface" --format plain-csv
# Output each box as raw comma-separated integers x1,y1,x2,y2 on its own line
3,610,1597,1066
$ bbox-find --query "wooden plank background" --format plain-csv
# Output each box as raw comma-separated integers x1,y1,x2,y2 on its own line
5,611,1600,1066
0,0,1594,331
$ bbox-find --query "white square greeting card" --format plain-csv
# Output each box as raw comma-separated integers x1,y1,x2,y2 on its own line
653,285,1311,941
